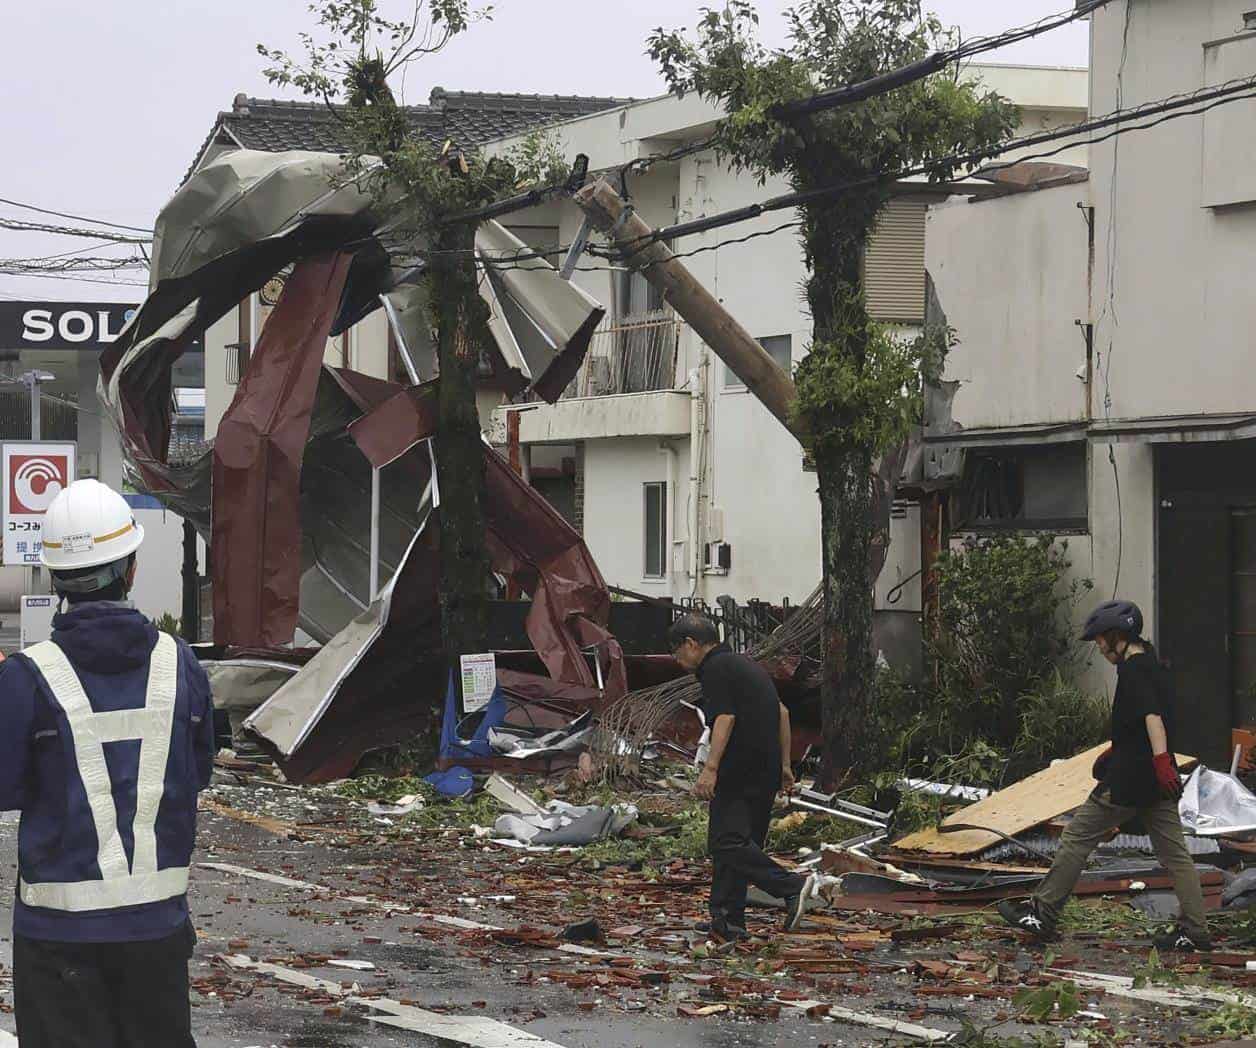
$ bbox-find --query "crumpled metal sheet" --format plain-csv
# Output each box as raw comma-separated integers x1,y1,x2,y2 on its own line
213,252,355,647
99,146,624,780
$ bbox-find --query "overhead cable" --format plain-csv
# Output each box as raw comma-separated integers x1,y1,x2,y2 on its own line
607,74,1256,255
775,0,1112,119
0,195,153,233
0,216,154,244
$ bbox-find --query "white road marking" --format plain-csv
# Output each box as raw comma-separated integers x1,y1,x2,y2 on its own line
1051,968,1256,1010
222,954,567,1047
780,999,951,1043
199,862,610,957
0,1031,17,1046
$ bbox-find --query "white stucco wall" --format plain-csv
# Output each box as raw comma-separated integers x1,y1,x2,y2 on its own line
1089,0,1256,420
130,507,206,622
581,437,689,594
928,185,1092,429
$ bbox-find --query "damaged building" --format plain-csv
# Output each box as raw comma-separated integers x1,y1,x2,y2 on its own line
908,0,1256,766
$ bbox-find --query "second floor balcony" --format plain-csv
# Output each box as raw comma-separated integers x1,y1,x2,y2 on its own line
563,311,679,399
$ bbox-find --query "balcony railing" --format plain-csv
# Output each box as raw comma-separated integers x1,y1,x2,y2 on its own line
562,312,679,399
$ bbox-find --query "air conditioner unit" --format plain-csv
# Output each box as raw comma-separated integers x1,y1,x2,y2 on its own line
704,541,731,575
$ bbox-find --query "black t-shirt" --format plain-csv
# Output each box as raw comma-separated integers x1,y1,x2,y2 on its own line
696,644,782,792
1101,650,1176,807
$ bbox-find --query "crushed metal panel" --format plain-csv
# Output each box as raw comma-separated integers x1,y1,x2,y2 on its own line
212,253,355,647
476,221,605,402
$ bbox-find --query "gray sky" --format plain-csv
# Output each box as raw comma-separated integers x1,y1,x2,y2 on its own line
0,0,1088,304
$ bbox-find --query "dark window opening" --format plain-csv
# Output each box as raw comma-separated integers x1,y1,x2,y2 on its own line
953,444,1087,531
644,481,667,579
725,335,791,390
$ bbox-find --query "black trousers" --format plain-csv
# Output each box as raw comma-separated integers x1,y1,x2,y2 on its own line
708,783,806,925
14,921,197,1048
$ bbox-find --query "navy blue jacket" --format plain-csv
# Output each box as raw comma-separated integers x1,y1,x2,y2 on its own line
0,602,214,942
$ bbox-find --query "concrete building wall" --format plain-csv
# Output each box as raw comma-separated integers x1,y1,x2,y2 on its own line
580,437,690,595
485,66,1090,609
928,186,1092,430
1089,0,1256,420
130,506,207,623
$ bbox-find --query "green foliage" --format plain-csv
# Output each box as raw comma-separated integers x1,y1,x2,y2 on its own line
503,129,571,190
852,537,1101,792
1014,671,1108,772
765,811,866,851
581,804,710,865
926,536,1096,762
793,323,952,457
1013,980,1081,1024
154,612,181,637
1131,948,1184,990
1199,1003,1256,1040
648,2,1017,457
258,0,520,235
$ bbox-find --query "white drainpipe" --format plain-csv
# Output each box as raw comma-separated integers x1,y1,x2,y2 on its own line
659,441,679,592
688,355,707,596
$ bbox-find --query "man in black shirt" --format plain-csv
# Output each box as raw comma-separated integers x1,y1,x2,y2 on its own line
999,600,1210,951
668,613,813,942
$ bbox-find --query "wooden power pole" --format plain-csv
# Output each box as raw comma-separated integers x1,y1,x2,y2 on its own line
573,179,800,441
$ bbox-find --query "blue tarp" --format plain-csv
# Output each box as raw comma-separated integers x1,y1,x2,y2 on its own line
438,671,508,762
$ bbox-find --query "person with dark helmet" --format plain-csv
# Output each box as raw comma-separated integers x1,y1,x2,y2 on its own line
998,599,1210,951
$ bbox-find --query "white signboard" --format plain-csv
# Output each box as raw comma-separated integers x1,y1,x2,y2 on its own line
20,595,56,649
2,442,76,566
460,652,498,713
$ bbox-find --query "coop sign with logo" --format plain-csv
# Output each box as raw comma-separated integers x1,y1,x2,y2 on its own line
2,442,76,565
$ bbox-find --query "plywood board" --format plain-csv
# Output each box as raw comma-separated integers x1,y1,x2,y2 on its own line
893,745,1196,856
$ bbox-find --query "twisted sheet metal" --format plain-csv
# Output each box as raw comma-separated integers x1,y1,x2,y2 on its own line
592,584,824,781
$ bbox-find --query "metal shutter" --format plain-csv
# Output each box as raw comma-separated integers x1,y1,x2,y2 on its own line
863,200,927,323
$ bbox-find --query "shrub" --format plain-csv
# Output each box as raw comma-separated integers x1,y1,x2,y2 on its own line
927,535,1093,754
856,536,1103,791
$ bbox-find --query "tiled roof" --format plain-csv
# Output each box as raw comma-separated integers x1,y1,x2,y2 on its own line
186,88,630,180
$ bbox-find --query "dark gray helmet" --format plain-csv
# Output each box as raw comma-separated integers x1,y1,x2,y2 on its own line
1081,599,1143,641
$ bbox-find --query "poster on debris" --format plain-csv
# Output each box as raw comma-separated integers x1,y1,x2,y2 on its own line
460,652,497,713
2,442,75,566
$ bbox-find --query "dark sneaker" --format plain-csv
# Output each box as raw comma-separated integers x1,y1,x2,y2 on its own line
997,899,1055,940
1153,926,1213,952
783,874,818,932
708,920,750,944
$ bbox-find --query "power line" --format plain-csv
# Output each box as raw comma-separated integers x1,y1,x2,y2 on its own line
0,270,148,288
0,216,153,244
422,76,1256,275
0,195,153,234
0,257,149,273
606,74,1256,255
775,0,1111,119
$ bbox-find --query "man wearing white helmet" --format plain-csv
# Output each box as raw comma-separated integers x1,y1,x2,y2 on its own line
0,479,213,1047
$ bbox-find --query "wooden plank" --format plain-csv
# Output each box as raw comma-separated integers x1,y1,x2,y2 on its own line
893,746,1196,856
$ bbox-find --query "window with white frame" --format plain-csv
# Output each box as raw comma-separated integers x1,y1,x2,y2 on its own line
724,335,791,390
643,482,667,579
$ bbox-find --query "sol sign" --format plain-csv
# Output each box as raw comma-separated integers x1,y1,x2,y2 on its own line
0,302,137,351
2,443,75,565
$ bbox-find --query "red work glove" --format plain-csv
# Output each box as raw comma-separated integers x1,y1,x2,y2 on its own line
1152,752,1182,800
1092,747,1113,781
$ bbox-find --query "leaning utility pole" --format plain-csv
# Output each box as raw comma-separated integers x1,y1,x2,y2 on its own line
574,179,800,440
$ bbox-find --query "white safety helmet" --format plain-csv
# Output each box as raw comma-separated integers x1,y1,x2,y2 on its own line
41,479,145,594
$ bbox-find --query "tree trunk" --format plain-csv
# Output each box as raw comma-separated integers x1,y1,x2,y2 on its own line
429,223,491,666
817,440,875,785
805,212,878,789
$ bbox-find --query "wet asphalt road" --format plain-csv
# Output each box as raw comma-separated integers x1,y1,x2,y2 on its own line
0,809,912,1047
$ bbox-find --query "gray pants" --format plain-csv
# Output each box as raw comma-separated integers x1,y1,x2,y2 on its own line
1032,788,1208,937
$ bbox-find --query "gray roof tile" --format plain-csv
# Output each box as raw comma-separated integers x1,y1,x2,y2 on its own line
189,88,629,178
